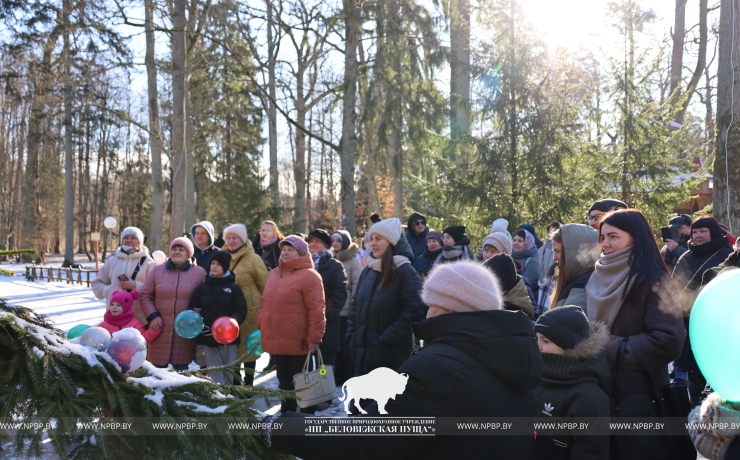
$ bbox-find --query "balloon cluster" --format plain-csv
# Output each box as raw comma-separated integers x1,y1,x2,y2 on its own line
174,311,241,345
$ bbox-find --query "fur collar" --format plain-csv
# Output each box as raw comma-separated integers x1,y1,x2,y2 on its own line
564,321,610,361
333,243,358,262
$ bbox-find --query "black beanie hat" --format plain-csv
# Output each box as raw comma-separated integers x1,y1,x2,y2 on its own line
370,212,382,224
483,253,519,293
669,214,693,228
691,216,723,240
308,229,332,249
589,198,627,214
211,251,232,274
534,305,590,351
443,225,467,245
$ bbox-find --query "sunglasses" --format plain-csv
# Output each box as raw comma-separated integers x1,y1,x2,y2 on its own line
414,221,426,227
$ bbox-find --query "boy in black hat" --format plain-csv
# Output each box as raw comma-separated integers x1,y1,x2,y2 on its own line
532,306,611,460
188,251,248,384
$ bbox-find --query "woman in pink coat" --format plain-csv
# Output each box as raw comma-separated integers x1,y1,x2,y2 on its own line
140,238,206,370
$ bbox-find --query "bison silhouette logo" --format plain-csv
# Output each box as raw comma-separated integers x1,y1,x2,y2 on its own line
338,367,409,414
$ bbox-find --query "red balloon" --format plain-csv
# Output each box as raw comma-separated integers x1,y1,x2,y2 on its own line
212,317,240,344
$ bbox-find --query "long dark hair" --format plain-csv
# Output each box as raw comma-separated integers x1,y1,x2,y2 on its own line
550,228,567,309
379,245,398,289
599,209,670,290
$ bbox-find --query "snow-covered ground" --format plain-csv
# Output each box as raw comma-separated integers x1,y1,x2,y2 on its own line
0,254,347,459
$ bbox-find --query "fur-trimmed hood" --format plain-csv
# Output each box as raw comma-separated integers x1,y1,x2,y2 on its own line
564,321,609,361
333,243,358,262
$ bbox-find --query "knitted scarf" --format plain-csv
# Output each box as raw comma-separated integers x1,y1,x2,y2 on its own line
311,249,331,268
367,253,410,272
586,245,634,329
434,245,472,265
260,235,279,248
104,308,134,327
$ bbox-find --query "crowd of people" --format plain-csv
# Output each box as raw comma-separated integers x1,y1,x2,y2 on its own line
88,199,740,460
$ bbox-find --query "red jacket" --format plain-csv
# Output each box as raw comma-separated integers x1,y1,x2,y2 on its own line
257,253,326,356
97,318,161,344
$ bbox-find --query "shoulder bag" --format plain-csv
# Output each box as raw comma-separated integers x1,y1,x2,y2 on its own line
293,349,336,408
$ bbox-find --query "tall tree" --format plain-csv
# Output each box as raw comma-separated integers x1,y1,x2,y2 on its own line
145,0,164,251
266,0,280,217
63,0,75,264
450,0,471,163
714,0,740,233
170,0,188,240
340,0,358,236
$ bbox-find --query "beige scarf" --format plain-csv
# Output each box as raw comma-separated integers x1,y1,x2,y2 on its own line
586,245,635,329
367,254,410,272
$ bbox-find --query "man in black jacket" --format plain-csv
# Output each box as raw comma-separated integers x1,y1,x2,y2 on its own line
308,229,348,370
660,214,692,270
187,251,247,384
405,211,430,261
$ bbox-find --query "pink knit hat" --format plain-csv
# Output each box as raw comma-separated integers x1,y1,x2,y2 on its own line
169,237,194,259
422,260,502,313
110,290,139,314
279,235,309,257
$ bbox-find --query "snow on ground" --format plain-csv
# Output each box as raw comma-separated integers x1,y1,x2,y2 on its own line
0,254,347,458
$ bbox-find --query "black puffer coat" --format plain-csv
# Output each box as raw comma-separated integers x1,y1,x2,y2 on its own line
702,248,740,286
533,323,612,460
405,211,429,261
412,248,441,278
252,234,281,272
186,272,248,347
346,236,426,376
271,309,543,460
314,252,348,357
673,236,733,311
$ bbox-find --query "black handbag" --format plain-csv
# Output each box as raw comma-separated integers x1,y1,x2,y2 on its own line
610,339,695,460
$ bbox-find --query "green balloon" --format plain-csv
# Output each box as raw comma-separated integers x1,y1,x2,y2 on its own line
245,330,263,356
690,268,740,402
67,324,91,340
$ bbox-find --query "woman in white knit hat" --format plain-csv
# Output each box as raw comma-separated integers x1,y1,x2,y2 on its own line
346,217,427,382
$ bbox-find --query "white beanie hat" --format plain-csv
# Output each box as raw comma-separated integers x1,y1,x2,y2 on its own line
482,232,513,255
491,218,509,235
121,227,145,246
223,223,248,245
367,218,402,245
422,260,502,313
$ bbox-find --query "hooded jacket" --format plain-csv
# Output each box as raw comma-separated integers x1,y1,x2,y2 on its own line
91,245,157,326
139,260,207,366
346,236,427,376
314,250,348,356
405,212,430,261
503,276,535,318
533,322,612,460
673,236,734,313
257,252,326,356
334,243,362,317
224,243,270,361
555,224,599,313
513,246,541,290
271,310,543,460
187,271,248,347
252,233,282,272
190,221,220,270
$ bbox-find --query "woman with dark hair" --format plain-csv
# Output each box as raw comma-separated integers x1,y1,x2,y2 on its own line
549,224,599,314
586,209,685,459
672,216,733,403
346,218,427,377
252,220,285,272
434,225,474,265
512,228,541,289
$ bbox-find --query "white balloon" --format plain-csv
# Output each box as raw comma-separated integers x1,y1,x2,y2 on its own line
152,250,167,265
103,216,117,229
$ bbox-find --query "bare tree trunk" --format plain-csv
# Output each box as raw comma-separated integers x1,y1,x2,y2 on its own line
146,0,164,251
450,0,471,164
294,66,308,233
669,0,688,99
509,0,518,213
266,0,280,218
340,0,358,236
676,0,708,124
63,0,75,264
388,0,403,219
185,88,195,228
171,0,187,240
714,0,740,234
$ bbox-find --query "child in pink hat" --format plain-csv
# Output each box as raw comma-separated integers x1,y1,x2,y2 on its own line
98,290,161,343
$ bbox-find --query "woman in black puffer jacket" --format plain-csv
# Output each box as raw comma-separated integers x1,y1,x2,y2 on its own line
346,218,427,377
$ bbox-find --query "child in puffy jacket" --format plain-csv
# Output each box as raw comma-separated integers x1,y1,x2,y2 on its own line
97,290,161,344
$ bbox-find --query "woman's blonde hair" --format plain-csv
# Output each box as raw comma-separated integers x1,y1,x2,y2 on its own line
261,220,285,240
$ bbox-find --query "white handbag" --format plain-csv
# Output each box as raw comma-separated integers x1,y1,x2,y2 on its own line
292,349,336,408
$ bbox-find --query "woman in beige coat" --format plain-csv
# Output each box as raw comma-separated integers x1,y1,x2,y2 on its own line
91,227,156,325
331,230,361,384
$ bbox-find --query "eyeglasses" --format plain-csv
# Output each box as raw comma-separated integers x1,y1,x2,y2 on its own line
414,221,425,227
586,214,604,223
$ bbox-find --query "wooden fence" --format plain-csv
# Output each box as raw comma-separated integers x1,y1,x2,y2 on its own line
24,265,99,288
